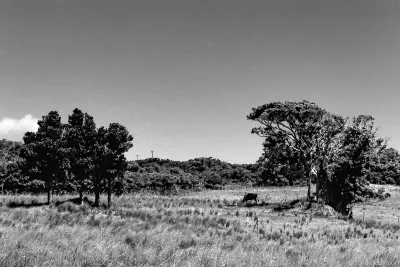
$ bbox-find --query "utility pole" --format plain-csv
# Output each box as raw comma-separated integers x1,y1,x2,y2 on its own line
136,154,139,161
151,150,154,159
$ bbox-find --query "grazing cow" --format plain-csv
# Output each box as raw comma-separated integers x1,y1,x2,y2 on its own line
380,192,391,200
349,209,354,221
242,193,258,204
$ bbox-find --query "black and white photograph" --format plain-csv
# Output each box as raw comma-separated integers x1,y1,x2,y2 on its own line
1,0,400,266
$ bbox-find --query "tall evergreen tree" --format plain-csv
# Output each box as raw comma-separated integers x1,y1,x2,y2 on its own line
21,111,64,204
92,124,133,207
64,108,97,200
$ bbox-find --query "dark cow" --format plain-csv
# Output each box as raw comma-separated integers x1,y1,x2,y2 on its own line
380,192,391,201
348,210,354,221
242,193,258,204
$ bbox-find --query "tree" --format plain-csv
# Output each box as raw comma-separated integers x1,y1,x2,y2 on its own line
92,126,107,206
366,147,400,184
21,111,65,204
92,123,133,207
321,115,387,214
255,145,306,186
64,108,97,199
247,100,345,200
0,139,24,193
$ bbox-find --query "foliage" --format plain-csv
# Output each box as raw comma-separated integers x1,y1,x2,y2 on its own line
247,100,346,199
0,109,134,207
93,123,133,206
64,108,97,198
1,100,399,212
366,148,400,185
0,139,25,193
124,157,261,191
320,115,387,214
256,146,307,186
248,101,389,214
20,111,65,204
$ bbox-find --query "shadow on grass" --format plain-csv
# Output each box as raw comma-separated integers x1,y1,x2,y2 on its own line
6,197,100,208
54,197,90,206
55,197,108,208
6,201,49,208
236,197,309,211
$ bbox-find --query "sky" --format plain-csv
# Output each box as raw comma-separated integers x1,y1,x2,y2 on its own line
1,0,400,164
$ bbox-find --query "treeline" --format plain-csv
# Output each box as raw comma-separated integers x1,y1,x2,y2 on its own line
121,157,259,193
1,137,400,200
1,101,400,214
0,108,133,207
120,145,400,194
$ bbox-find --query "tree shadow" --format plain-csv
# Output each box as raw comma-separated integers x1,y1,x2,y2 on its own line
238,197,309,211
6,196,97,208
55,197,86,206
6,201,49,208
270,197,309,211
55,197,98,207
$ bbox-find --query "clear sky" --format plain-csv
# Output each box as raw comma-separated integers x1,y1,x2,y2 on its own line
1,0,400,163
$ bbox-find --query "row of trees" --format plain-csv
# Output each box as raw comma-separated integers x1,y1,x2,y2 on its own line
1,100,399,214
248,100,391,214
2,129,399,209
20,108,133,206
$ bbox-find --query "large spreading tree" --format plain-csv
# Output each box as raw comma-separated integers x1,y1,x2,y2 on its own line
247,100,345,200
248,101,388,214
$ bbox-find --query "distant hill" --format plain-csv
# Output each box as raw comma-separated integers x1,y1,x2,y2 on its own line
120,157,298,193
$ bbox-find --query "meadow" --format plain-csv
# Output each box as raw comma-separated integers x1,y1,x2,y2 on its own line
0,186,400,267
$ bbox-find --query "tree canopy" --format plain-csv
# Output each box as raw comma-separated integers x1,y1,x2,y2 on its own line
248,100,346,199
248,101,388,214
21,111,65,204
18,109,134,207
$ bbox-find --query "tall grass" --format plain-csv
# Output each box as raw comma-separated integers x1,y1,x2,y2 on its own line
0,188,400,267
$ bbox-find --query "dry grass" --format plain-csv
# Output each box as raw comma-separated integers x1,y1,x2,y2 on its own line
0,186,400,266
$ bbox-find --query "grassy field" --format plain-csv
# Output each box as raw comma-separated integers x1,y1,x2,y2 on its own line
0,186,400,267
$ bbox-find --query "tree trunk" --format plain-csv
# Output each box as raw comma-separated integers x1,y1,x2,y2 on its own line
107,177,112,208
79,175,84,201
47,178,53,205
303,163,312,201
315,165,322,201
315,175,320,201
94,185,100,207
316,160,328,201
299,152,312,201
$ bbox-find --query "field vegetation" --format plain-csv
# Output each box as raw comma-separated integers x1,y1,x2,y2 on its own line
1,186,400,267
1,100,400,266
